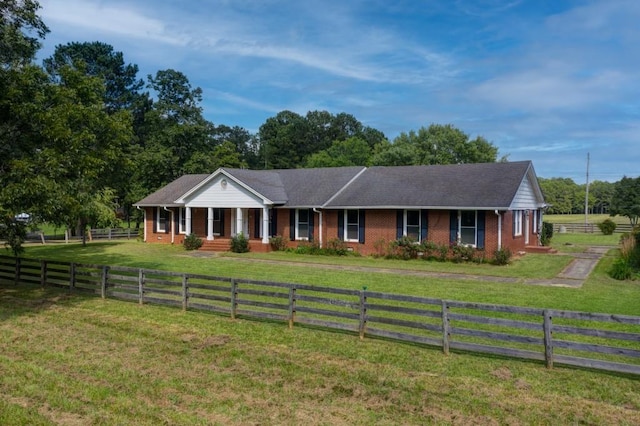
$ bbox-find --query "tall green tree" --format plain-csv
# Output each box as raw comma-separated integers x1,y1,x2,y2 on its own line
371,124,498,166
610,176,640,226
258,110,309,169
538,177,580,214
0,0,48,67
305,137,372,168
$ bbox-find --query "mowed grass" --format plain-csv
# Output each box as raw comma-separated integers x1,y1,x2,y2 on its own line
544,213,630,225
1,283,639,425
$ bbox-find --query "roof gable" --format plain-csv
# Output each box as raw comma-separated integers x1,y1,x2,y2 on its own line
134,174,209,206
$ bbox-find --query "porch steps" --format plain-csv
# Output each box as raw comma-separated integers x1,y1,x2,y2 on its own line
525,245,557,254
199,239,231,252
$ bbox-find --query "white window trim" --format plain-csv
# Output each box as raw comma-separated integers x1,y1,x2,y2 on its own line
404,209,421,242
295,209,309,241
178,208,186,234
344,209,359,242
514,210,523,236
156,208,168,233
459,210,478,247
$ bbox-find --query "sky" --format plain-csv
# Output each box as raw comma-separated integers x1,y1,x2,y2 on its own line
36,0,639,183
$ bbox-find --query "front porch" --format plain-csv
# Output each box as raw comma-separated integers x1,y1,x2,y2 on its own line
198,237,272,253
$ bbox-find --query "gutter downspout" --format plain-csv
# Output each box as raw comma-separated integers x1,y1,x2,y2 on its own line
495,210,502,250
137,206,146,242
313,208,323,248
163,206,175,244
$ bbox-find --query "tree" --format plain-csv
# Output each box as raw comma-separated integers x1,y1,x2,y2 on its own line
258,110,309,169
371,124,499,166
305,137,372,168
610,176,640,226
0,0,49,67
589,180,615,214
43,41,144,112
538,177,580,214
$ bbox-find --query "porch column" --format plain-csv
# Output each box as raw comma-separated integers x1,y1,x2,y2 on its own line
262,206,269,244
207,207,214,241
185,207,192,235
236,208,243,236
525,210,530,245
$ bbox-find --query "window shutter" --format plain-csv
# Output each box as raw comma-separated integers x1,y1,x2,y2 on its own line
477,210,485,249
308,208,314,241
450,210,457,244
420,209,428,241
270,209,277,237
289,210,296,241
153,208,158,233
512,211,516,238
358,209,366,244
253,209,260,239
337,209,345,239
396,210,403,239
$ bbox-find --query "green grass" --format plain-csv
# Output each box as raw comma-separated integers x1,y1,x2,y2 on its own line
545,213,630,225
1,283,639,425
15,237,638,315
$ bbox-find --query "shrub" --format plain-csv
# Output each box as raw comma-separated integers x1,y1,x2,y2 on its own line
493,247,512,265
451,243,475,263
609,258,634,280
540,221,553,246
230,233,250,253
419,240,439,260
294,240,321,255
597,219,617,235
372,238,389,258
269,235,287,251
392,236,420,260
436,243,449,262
183,233,203,251
325,238,348,256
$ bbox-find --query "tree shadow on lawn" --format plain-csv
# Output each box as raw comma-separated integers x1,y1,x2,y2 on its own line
21,241,171,270
0,281,92,321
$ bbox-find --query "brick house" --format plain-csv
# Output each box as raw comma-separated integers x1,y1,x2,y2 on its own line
134,161,547,257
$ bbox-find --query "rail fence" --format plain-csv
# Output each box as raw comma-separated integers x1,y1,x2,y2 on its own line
553,223,634,234
26,227,138,242
1,255,638,376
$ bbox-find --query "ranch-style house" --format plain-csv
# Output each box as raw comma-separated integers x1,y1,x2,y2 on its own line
134,161,548,257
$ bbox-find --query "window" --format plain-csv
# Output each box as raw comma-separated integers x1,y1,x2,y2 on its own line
296,209,309,240
212,208,222,235
156,208,170,233
178,208,186,234
405,210,420,241
514,210,523,236
460,210,477,246
345,210,359,241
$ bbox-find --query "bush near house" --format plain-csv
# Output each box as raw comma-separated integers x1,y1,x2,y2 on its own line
598,219,617,235
183,233,203,250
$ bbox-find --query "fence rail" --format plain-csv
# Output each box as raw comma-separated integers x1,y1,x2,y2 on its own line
1,255,639,376
553,223,634,234
26,227,137,242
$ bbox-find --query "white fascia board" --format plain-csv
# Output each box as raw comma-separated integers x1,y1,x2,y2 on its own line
174,168,274,205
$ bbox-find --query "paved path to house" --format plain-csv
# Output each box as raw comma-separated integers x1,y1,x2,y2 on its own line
203,245,614,288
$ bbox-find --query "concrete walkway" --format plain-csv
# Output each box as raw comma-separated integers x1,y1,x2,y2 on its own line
204,245,614,288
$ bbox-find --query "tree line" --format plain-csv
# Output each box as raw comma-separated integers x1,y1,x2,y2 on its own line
1,1,638,255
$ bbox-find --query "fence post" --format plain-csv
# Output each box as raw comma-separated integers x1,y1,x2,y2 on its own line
138,269,144,305
101,266,109,299
543,309,554,369
69,262,76,292
182,274,189,311
288,285,296,329
108,228,112,240
230,279,238,319
14,257,21,285
358,287,367,340
40,260,47,287
442,300,451,355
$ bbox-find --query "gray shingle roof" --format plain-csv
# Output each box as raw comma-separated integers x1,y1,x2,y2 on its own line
134,174,209,206
324,161,532,209
134,162,537,210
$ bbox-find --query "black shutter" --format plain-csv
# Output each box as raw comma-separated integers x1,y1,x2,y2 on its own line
396,210,403,239
253,209,260,239
450,210,457,244
270,209,277,237
220,209,225,236
420,209,428,241
358,209,365,244
337,210,345,239
153,208,158,233
477,210,485,249
289,210,296,241
512,210,516,237
308,209,314,241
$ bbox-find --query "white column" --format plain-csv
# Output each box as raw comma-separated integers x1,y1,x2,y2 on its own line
525,210,530,245
185,207,192,235
207,207,214,240
236,208,243,236
262,207,270,244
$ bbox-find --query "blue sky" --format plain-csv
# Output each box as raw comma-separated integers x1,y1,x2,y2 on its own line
37,0,639,183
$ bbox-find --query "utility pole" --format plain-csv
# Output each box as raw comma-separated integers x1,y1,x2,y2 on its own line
584,152,590,225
